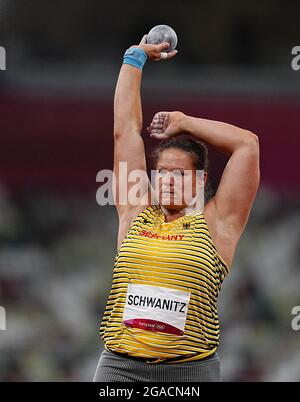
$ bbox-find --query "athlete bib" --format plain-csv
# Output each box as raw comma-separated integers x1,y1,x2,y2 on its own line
122,284,191,336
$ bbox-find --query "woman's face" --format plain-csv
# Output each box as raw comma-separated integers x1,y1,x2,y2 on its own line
155,148,206,210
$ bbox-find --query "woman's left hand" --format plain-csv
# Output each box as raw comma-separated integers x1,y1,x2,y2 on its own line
147,111,185,140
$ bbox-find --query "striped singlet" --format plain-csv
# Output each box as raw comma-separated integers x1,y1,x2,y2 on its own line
99,205,229,364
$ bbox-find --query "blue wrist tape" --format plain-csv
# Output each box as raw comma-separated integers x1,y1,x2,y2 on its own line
123,47,148,70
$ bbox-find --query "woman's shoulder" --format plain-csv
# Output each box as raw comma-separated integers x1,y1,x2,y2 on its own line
120,204,160,226
133,204,161,221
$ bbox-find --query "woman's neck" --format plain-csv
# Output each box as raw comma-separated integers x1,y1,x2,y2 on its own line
160,202,203,223
160,205,186,223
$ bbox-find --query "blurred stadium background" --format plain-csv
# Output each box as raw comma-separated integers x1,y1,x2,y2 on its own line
0,0,300,381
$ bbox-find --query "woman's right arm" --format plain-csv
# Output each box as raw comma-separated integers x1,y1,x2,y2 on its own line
113,38,177,247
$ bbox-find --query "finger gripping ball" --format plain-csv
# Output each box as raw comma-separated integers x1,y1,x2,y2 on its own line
146,25,178,52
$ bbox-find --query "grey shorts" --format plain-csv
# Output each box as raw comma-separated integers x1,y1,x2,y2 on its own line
93,349,221,382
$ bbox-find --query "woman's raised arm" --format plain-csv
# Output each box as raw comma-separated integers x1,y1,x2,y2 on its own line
147,111,260,267
113,38,177,247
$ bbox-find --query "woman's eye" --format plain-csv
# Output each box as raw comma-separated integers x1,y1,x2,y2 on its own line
157,169,185,178
173,170,184,177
